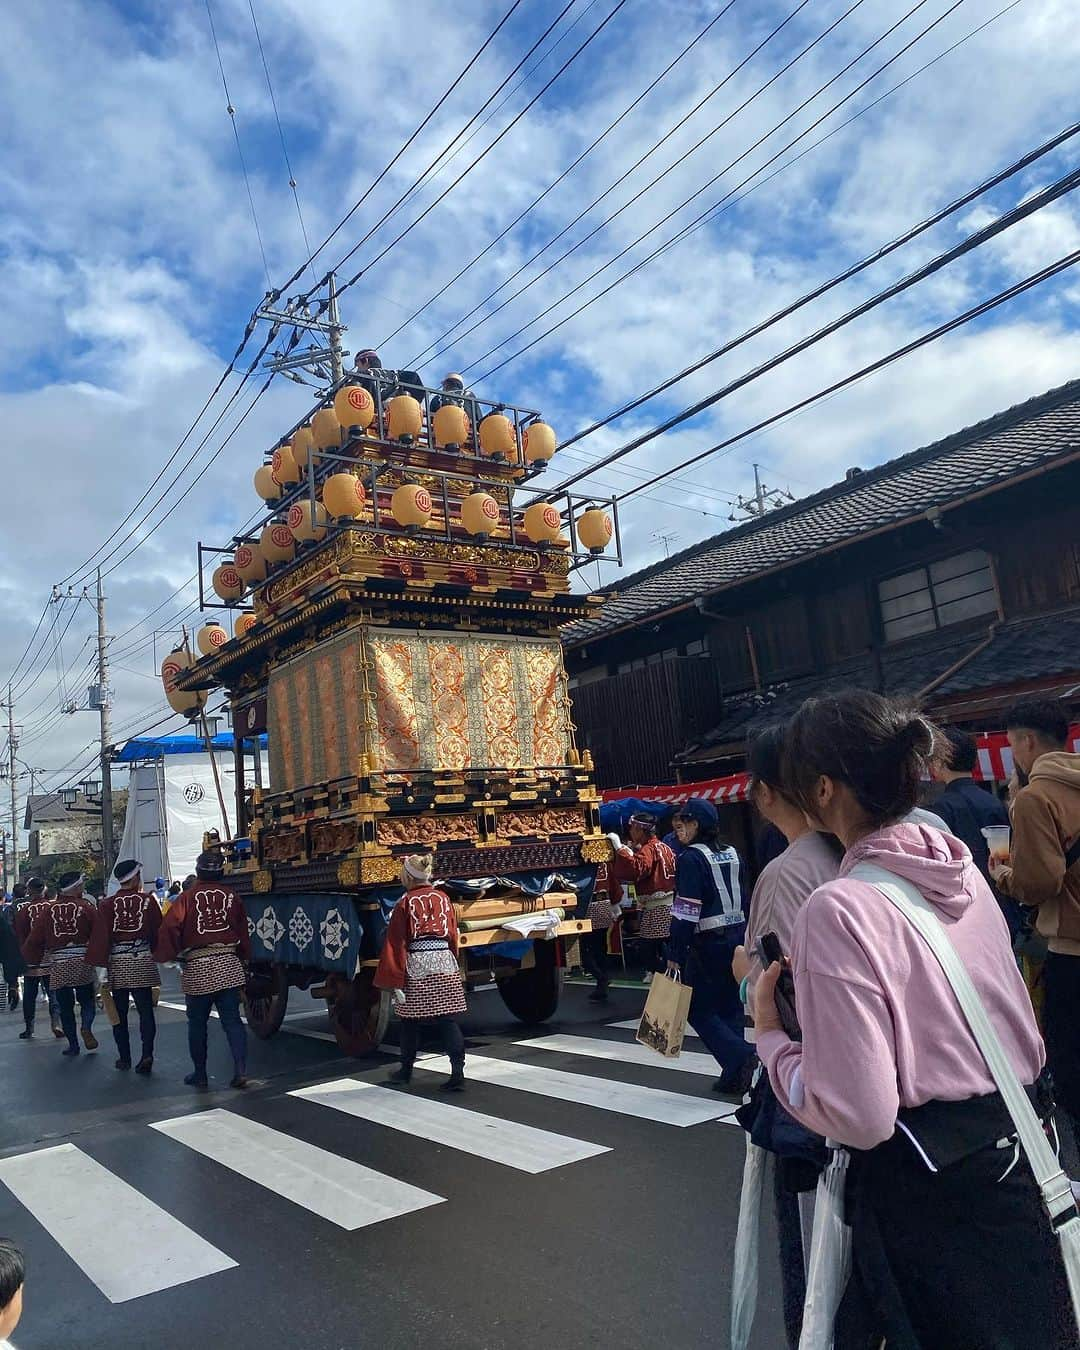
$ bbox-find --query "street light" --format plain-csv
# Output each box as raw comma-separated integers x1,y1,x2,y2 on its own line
61,787,78,808
79,779,101,799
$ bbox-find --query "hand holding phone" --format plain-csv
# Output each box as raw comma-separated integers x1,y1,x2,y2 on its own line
756,931,801,1041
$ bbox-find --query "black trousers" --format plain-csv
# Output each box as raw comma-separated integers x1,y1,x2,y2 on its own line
580,928,610,987
22,974,57,1029
399,1017,465,1073
112,986,156,1063
54,983,96,1050
637,937,668,973
1044,951,1080,1123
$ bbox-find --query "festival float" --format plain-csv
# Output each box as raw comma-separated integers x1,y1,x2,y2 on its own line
164,372,622,1054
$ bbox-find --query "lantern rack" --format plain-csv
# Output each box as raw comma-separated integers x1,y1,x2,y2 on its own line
195,449,621,613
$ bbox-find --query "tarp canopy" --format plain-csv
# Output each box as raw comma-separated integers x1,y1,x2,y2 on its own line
114,731,267,762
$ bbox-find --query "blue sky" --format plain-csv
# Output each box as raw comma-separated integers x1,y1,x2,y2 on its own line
1,0,1079,815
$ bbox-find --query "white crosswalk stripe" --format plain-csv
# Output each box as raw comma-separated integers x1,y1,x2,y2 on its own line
150,1108,444,1228
0,1142,236,1302
416,1053,737,1126
515,1033,723,1077
291,1078,610,1172
608,1018,701,1039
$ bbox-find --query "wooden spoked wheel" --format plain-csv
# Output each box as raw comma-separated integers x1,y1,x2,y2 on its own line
244,962,290,1040
497,939,564,1023
325,968,390,1056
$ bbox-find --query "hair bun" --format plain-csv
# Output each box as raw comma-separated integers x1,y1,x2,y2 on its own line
895,714,935,758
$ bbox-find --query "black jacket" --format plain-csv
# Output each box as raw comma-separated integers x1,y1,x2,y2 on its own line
934,777,1022,938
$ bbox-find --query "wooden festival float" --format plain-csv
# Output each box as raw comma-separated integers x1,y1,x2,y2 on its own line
162,372,622,1054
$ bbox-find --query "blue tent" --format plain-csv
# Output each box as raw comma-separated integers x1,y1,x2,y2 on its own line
598,796,676,835
114,731,267,763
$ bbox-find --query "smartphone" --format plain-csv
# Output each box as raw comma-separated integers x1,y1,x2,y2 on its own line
757,930,802,1041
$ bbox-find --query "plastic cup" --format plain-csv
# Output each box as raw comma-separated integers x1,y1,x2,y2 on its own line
981,824,1011,865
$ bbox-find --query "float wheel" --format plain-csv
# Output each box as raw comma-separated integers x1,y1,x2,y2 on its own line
326,968,390,1056
497,940,563,1023
243,962,289,1040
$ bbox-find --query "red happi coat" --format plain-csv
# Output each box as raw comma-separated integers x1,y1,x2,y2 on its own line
87,889,163,966
374,885,459,992
610,837,677,895
154,883,251,962
22,896,96,967
14,898,54,974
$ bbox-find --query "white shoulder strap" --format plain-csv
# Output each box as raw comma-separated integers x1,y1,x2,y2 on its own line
850,861,1076,1226
691,843,740,917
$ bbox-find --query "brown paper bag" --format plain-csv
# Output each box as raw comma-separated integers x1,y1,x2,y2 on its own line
100,987,121,1028
636,972,692,1058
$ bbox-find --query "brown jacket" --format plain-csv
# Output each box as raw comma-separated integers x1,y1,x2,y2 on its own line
998,751,1080,955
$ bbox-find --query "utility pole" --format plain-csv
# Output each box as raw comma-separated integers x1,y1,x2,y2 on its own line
1,830,7,894
327,272,344,385
257,272,348,391
95,569,115,877
7,685,17,887
729,463,796,521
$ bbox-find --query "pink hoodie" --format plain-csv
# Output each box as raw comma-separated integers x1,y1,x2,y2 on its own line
758,823,1044,1152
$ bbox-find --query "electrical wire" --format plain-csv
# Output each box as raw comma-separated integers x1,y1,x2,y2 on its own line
461,0,964,381
619,249,1080,502
540,112,1078,492
206,0,272,288
2,599,52,692
247,0,313,277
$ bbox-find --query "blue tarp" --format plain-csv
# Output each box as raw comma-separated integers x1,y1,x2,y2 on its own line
114,731,268,762
599,797,676,835
243,893,365,976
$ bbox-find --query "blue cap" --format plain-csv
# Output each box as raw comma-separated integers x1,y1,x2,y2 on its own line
676,798,718,830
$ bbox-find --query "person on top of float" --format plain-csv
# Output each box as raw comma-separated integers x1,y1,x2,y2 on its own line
666,798,755,1095
154,850,250,1090
375,853,467,1093
88,858,162,1075
21,871,99,1057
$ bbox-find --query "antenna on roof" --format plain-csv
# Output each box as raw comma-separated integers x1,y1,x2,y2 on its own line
651,530,680,558
729,463,795,521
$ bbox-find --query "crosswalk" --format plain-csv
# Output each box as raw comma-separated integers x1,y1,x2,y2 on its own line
0,1020,740,1307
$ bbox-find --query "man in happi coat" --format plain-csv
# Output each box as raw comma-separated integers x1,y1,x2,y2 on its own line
88,858,162,1074
12,879,62,1039
609,813,677,978
375,854,467,1092
22,872,99,1056
154,850,250,1089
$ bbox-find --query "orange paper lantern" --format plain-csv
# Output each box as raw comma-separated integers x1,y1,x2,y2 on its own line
291,425,314,469
161,647,206,716
460,492,500,537
478,413,516,461
576,507,613,554
323,473,368,519
391,483,433,529
271,444,300,487
523,421,557,466
522,501,563,544
260,521,296,564
233,542,266,585
234,613,258,640
196,622,228,656
312,407,341,453
432,403,469,450
211,562,244,601
334,385,376,430
287,497,328,543
254,464,281,501
387,394,422,443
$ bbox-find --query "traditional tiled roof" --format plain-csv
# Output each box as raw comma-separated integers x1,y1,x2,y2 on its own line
567,379,1080,645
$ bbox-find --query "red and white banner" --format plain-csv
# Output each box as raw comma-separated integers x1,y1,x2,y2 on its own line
601,723,1080,806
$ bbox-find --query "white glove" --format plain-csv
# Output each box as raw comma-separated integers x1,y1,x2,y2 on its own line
605,832,624,851
392,988,407,1007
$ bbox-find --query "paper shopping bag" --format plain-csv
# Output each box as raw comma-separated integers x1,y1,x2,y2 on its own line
636,971,692,1058
100,987,121,1028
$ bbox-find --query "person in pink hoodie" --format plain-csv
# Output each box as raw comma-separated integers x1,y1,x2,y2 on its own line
755,690,1077,1350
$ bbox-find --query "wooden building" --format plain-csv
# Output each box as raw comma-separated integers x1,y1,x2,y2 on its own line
564,379,1080,789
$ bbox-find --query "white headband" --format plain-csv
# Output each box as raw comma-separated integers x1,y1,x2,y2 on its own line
403,858,432,883
114,861,142,884
59,874,85,895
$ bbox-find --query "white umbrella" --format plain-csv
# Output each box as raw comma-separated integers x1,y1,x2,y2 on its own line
799,1144,852,1350
730,1137,768,1350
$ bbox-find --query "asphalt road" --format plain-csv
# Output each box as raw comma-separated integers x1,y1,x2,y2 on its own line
0,973,786,1349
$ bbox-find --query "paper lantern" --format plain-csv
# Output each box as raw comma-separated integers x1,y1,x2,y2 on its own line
523,421,557,466
312,407,341,453
161,647,206,716
287,497,328,543
291,425,314,470
254,464,282,501
233,542,266,585
271,443,300,487
478,413,516,462
391,483,432,529
433,403,469,450
234,613,258,640
323,472,368,519
259,520,296,564
196,622,229,656
522,501,563,544
334,384,376,431
576,507,613,554
211,562,244,601
387,394,422,443
460,492,500,537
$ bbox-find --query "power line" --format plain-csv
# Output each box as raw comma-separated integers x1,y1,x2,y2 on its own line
2,600,51,693
375,1,738,352
620,249,1080,502
461,0,962,381
271,0,530,299
206,0,272,288
247,0,313,276
536,162,1080,500
406,0,826,370
540,113,1079,493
